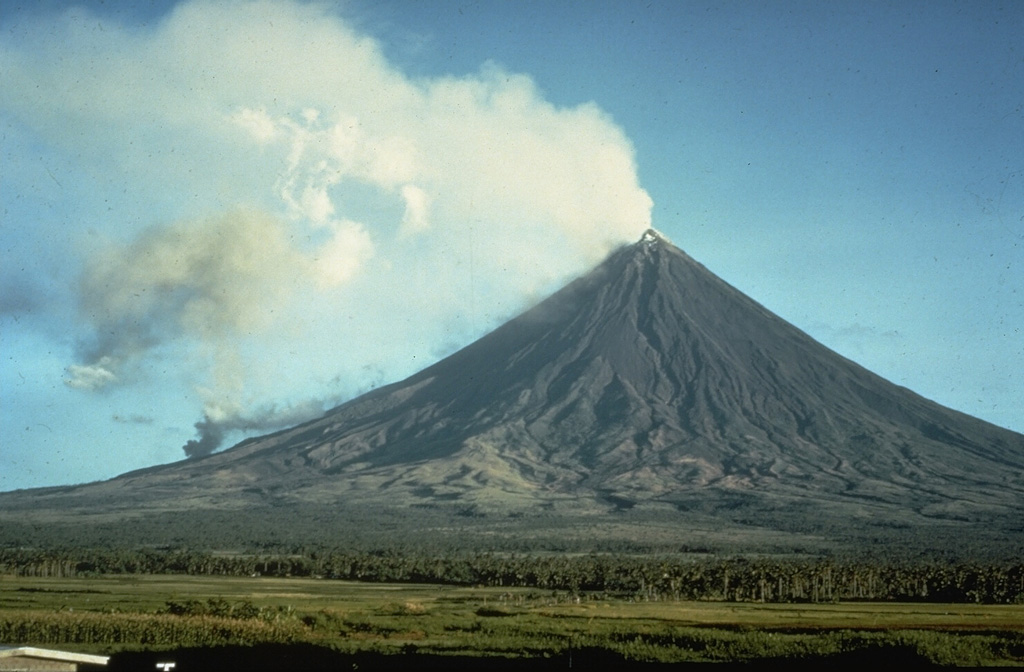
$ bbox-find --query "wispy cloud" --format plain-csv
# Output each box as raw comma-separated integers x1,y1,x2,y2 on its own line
112,413,156,426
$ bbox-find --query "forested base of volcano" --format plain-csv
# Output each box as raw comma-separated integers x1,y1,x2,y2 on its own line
4,548,1024,605
2,499,1023,560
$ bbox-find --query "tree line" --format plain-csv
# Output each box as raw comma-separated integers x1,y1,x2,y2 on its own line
2,547,1023,604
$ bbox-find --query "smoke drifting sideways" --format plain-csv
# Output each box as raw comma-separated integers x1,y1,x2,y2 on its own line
9,1,652,458
68,210,355,390
184,400,326,459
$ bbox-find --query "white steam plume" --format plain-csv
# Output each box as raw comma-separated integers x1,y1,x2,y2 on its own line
6,0,652,458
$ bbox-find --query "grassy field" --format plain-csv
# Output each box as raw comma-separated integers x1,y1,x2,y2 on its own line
2,574,1023,667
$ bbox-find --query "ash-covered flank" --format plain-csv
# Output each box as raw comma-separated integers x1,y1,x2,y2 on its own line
4,229,1022,551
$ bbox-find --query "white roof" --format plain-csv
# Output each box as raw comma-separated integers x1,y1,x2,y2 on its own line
0,646,109,666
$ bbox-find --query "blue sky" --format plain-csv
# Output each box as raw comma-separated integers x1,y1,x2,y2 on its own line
1,0,1021,491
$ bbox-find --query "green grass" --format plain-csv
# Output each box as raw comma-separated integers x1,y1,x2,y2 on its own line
2,575,1023,665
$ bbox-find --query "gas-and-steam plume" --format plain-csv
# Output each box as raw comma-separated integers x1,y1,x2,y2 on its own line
44,0,652,459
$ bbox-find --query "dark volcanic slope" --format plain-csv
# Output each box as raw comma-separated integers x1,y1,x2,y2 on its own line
8,230,1024,531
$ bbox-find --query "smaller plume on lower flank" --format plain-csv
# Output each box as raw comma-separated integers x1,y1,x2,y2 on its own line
182,400,325,458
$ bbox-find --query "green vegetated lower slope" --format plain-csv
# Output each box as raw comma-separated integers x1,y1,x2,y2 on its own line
3,498,1022,559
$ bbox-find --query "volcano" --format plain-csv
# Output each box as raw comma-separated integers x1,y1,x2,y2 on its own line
4,230,1023,552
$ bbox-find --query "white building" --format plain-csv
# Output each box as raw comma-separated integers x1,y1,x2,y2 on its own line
0,646,108,671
